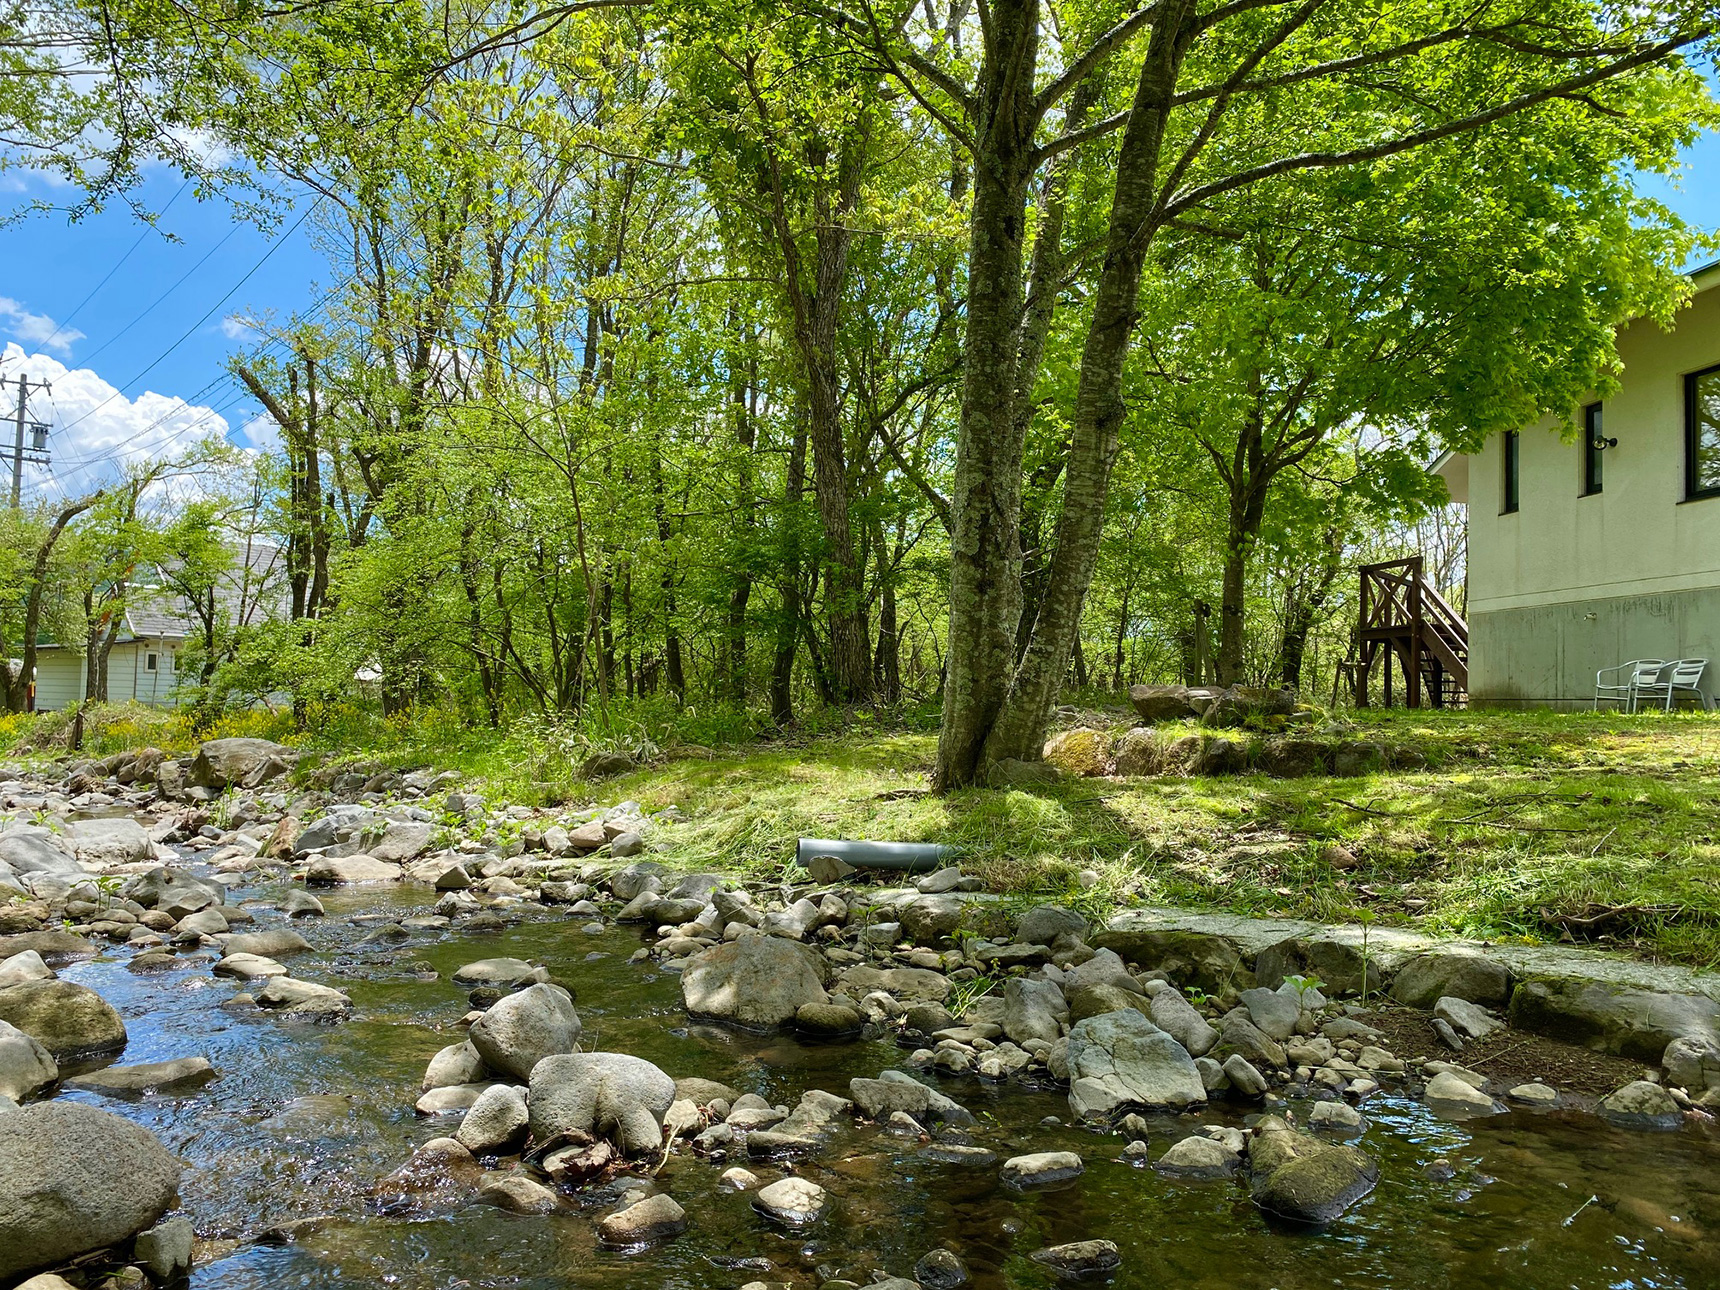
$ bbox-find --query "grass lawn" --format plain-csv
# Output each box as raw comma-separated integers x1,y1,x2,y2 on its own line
583,709,1720,970
16,702,1719,969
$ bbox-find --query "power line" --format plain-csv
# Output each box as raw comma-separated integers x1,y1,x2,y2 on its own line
38,177,194,355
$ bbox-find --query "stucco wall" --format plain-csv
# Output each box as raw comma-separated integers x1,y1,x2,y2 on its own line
1458,271,1720,705
1470,587,1720,709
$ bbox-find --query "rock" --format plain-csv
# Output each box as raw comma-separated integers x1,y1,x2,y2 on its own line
175,907,230,937
915,1247,971,1290
0,979,126,1058
468,983,580,1080
369,820,435,862
253,976,352,1017
1391,949,1510,1008
0,1101,181,1279
529,1052,676,1156
0,826,82,881
1663,1034,1720,1092
1203,685,1295,728
987,758,1062,788
188,737,296,788
415,1082,502,1116
720,1166,759,1189
1003,977,1067,1045
804,852,856,884
1256,738,1329,778
304,854,402,884
475,1171,558,1214
753,1176,829,1225
1153,1135,1240,1178
1308,1101,1366,1134
1147,990,1217,1057
838,964,950,1003
0,930,95,964
795,1001,862,1037
0,951,53,989
132,1216,194,1281
1248,1117,1378,1225
1016,905,1088,947
212,953,287,980
1217,1013,1286,1070
1507,979,1720,1062
1424,1071,1502,1115
1067,982,1148,1024
64,817,153,867
1091,928,1252,996
599,1193,686,1247
899,893,966,943
1042,728,1113,776
1110,727,1162,776
65,1057,214,1095
915,866,964,894
1029,1240,1121,1280
680,936,829,1030
1252,936,1381,997
455,1084,530,1155
1222,1054,1269,1097
675,1076,740,1106
422,1041,488,1091
580,751,637,779
1331,742,1386,777
282,890,324,918
1434,996,1502,1040
13,1276,79,1290
1507,1082,1559,1105
452,957,539,986
1066,1010,1204,1120
850,1071,968,1127
221,929,312,958
1598,1080,1683,1131
0,1021,56,1101
1239,987,1300,1041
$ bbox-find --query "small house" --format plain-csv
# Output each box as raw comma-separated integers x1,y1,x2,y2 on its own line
1433,261,1720,708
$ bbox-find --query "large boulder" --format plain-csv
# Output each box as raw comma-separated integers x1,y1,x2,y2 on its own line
1390,948,1510,1008
120,867,224,916
1092,927,1253,996
189,737,297,789
0,1102,181,1279
1507,979,1720,1062
468,983,581,1080
1255,738,1329,779
1015,905,1088,948
1042,729,1113,777
0,931,95,965
849,1069,974,1126
0,826,82,880
1065,1009,1205,1121
63,818,152,869
528,1052,676,1157
0,980,126,1058
221,929,311,958
0,1020,57,1101
1203,685,1296,728
1129,684,1200,723
367,820,436,863
681,936,828,1030
1111,728,1163,776
304,855,402,884
899,893,967,943
836,964,950,1003
1248,1116,1378,1225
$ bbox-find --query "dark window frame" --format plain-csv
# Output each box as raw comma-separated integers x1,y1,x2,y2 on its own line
1688,363,1720,502
1582,402,1604,496
1501,429,1520,514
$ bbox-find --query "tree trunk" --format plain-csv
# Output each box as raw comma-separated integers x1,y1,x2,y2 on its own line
972,2,1199,774
770,420,810,726
932,0,1042,790
1217,392,1271,686
5,496,99,713
1281,528,1344,690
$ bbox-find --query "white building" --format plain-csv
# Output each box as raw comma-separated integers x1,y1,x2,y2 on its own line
1434,261,1720,709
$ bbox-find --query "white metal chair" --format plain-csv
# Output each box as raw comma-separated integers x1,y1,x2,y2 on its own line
1595,659,1665,711
1633,659,1712,712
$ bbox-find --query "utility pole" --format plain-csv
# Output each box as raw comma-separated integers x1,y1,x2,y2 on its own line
8,373,52,509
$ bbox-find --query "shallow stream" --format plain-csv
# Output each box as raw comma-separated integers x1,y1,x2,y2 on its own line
51,880,1720,1290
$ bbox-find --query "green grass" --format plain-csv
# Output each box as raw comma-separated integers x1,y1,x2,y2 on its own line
11,700,1719,968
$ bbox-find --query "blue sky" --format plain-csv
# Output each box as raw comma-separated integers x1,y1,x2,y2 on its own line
0,126,1715,501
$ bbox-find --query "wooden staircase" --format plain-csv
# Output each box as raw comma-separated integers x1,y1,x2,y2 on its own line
1352,556,1467,709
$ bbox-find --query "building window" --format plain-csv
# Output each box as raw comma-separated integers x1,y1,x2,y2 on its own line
1689,364,1720,500
1502,430,1520,514
144,652,158,672
1582,402,1604,496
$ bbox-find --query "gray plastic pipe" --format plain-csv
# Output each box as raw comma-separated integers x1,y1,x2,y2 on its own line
796,837,954,874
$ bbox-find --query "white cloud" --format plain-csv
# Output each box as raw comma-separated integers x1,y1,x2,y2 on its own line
220,314,254,340
0,298,84,356
0,342,233,500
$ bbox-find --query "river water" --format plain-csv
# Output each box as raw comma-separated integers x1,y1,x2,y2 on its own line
47,881,1720,1290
